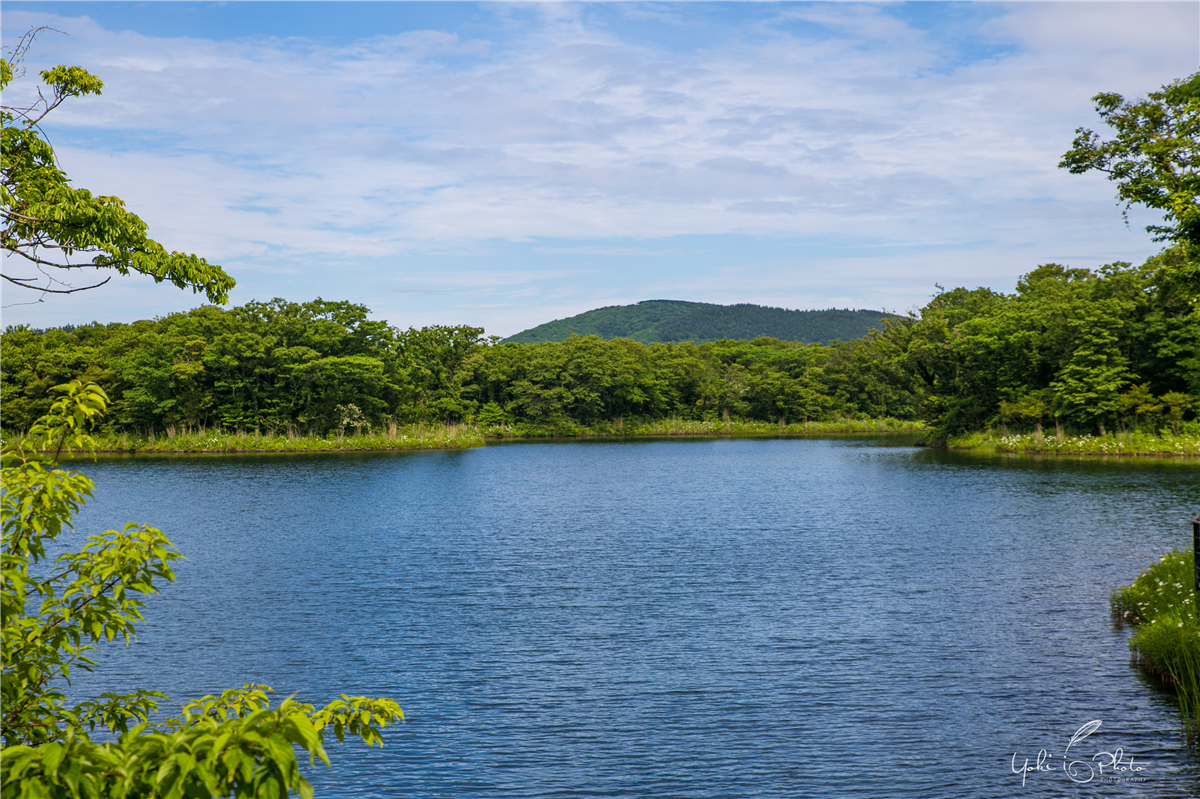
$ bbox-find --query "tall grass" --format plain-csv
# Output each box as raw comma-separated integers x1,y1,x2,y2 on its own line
15,424,486,455
2,416,924,455
1112,550,1200,745
634,416,925,436
482,416,925,439
950,429,1200,457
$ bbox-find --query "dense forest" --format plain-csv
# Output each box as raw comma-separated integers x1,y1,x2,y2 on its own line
505,300,887,344
2,250,1196,441
881,251,1198,438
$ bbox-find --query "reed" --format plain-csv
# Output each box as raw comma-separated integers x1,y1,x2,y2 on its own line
3,416,924,455
34,424,486,455
480,416,925,439
1112,550,1200,745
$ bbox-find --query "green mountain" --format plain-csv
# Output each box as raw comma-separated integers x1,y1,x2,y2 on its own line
504,300,889,344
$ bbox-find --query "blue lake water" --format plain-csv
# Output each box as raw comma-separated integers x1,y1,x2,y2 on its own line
68,436,1200,798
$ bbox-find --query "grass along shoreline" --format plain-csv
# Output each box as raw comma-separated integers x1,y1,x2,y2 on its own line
43,424,487,455
1112,550,1200,745
482,416,925,439
5,417,926,455
947,429,1200,457
13,421,1200,456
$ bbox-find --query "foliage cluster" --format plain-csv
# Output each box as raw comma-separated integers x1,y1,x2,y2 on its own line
1062,72,1200,262
1111,550,1200,743
1060,70,1200,302
855,257,1199,439
470,334,860,427
505,300,888,345
0,299,485,436
0,382,404,797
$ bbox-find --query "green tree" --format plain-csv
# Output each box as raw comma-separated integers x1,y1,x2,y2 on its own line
1,382,403,797
843,259,1197,439
1049,342,1130,434
1116,383,1162,432
1060,71,1200,299
1160,391,1195,434
1,31,234,302
393,325,486,423
997,394,1047,434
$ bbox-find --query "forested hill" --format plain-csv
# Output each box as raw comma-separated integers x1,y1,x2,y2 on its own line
504,301,888,344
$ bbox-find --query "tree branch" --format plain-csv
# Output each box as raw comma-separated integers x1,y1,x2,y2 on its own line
2,272,111,294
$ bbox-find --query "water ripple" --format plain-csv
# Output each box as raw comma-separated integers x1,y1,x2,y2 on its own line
69,438,1200,798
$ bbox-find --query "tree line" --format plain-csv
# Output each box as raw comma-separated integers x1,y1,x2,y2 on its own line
0,298,887,434
3,251,1195,440
867,251,1197,438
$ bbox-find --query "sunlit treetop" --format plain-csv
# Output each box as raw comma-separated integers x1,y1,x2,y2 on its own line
1061,71,1200,247
1061,71,1200,302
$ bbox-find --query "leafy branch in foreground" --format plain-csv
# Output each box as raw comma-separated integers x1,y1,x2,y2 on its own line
1,381,403,798
1,29,235,303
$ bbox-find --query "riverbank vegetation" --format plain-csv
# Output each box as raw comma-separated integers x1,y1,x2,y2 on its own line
0,301,919,442
3,417,922,456
948,429,1200,457
4,252,1195,455
479,416,923,440
28,422,486,455
1112,550,1200,744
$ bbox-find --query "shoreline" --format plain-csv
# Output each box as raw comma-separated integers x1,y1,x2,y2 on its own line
946,446,1200,459
25,423,1198,458
37,423,925,457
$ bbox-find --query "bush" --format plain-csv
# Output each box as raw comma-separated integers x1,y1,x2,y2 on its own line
1112,550,1200,744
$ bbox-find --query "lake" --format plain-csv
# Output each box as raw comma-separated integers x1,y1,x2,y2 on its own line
70,436,1200,798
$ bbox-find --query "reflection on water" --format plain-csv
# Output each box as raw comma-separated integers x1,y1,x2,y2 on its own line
70,438,1200,798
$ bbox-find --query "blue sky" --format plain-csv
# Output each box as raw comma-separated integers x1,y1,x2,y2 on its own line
2,2,1197,336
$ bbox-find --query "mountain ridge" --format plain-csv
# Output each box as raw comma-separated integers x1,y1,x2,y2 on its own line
504,300,889,344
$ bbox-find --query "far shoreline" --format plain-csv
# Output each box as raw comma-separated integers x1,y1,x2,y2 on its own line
943,429,1200,459
16,418,1197,459
36,426,1199,460
71,427,926,457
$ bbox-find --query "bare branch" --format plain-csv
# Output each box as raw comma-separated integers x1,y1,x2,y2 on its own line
1,295,47,308
2,272,110,294
5,28,65,69
4,247,107,270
